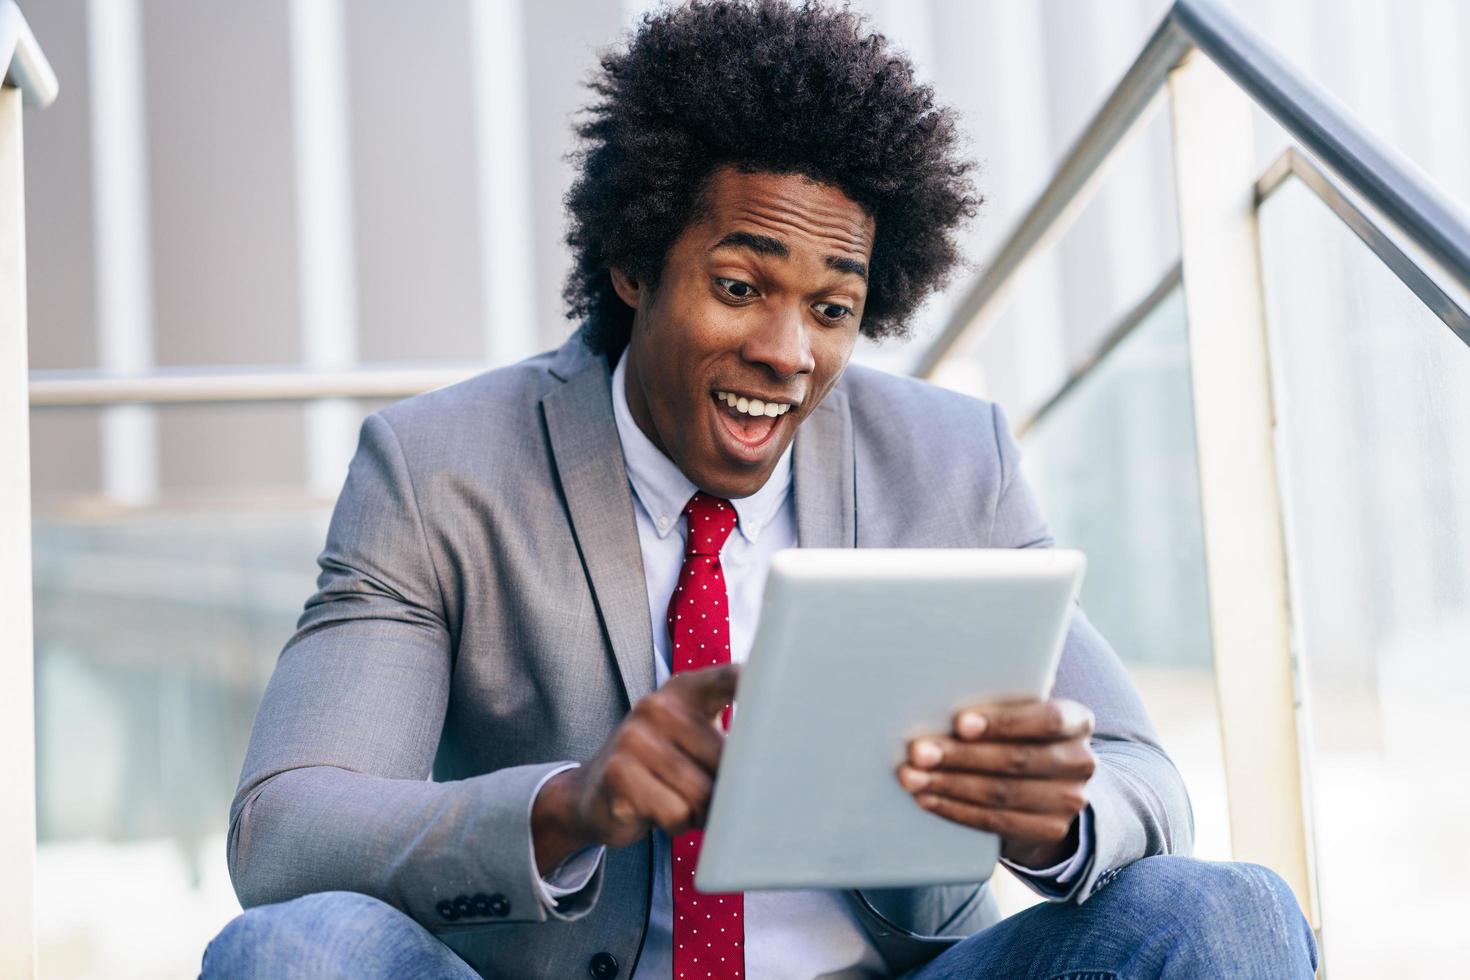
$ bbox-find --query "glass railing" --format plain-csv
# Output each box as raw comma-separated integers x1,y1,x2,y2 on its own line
1020,284,1229,868
986,144,1470,974
32,503,330,977
1256,173,1470,978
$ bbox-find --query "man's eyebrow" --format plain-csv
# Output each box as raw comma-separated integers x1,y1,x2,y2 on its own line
713,231,868,281
826,255,868,281
712,231,788,258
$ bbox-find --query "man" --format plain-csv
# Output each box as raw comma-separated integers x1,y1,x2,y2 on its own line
204,2,1317,977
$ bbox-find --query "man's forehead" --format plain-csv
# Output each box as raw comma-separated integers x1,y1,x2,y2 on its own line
699,169,875,260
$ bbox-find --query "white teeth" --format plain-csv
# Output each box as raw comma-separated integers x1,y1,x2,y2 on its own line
715,391,792,417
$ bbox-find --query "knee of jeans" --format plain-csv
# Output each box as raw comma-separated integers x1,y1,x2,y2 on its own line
201,891,408,978
1128,858,1317,972
1214,863,1317,961
1193,862,1301,926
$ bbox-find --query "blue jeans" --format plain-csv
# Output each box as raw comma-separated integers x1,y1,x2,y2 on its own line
201,856,1317,979
902,857,1317,979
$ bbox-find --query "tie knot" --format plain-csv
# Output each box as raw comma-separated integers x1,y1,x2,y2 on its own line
683,491,737,556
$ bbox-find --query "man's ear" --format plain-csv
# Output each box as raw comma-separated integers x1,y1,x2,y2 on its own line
609,267,642,310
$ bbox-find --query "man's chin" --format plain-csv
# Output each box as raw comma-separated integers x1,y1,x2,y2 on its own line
693,471,769,501
681,450,781,501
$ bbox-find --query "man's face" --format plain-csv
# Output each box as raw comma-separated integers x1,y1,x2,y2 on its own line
615,168,874,499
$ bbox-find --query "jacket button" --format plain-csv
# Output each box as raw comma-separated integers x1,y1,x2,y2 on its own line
471,893,492,917
436,899,459,922
588,951,618,979
452,895,473,919
487,893,510,917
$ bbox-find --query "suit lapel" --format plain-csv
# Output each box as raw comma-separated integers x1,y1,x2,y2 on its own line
793,387,856,549
542,348,657,710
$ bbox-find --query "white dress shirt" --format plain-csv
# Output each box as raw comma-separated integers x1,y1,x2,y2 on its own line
526,353,1091,978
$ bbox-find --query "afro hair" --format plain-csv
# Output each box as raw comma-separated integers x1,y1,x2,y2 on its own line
562,0,981,356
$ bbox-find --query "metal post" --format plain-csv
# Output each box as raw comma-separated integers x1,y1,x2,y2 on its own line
0,81,37,978
1167,49,1316,923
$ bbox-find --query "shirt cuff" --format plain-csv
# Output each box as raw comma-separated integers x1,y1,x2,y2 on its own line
998,806,1093,898
526,762,607,909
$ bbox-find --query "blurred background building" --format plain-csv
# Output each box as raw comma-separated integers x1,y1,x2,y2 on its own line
12,0,1470,976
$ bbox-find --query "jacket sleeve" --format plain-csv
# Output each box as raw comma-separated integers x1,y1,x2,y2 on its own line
226,411,604,932
988,402,1195,902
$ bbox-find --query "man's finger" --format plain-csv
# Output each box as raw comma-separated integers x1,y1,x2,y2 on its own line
663,708,727,773
635,692,726,772
907,736,1096,780
622,719,717,813
912,793,1075,845
602,754,699,835
897,765,1087,815
668,662,741,719
951,698,1094,742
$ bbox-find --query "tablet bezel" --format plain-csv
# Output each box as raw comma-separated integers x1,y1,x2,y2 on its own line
695,547,1086,892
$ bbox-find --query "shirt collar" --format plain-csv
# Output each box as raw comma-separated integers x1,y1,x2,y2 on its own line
610,351,792,545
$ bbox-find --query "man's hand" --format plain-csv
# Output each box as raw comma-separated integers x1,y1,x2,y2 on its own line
896,698,1097,870
531,664,739,874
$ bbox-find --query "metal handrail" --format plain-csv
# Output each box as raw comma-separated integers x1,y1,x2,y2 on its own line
1017,142,1470,434
916,0,1470,378
1257,148,1470,347
28,364,484,407
1,0,58,108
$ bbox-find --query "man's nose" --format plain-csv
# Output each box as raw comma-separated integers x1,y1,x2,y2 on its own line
740,305,815,379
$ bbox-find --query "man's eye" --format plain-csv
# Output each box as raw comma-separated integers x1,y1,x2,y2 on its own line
715,277,757,299
814,302,852,321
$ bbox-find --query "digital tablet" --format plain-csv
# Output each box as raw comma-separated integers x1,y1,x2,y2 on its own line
695,547,1086,892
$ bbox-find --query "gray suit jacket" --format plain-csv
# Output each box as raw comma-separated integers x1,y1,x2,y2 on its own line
228,331,1193,977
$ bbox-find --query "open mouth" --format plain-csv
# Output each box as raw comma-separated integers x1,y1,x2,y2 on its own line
710,389,794,458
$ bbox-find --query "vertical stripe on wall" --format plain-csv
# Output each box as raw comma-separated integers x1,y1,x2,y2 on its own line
289,0,361,499
967,0,1068,411
87,0,158,505
469,0,538,366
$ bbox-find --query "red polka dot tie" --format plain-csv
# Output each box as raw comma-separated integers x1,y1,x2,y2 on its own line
666,491,743,978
